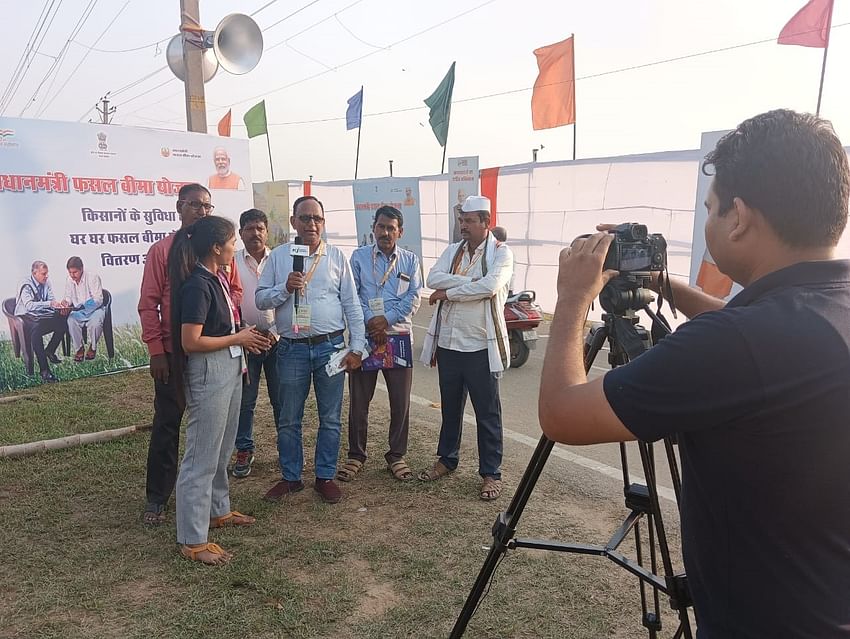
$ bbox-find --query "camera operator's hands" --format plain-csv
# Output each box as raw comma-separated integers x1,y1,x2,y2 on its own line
595,224,663,293
558,232,619,303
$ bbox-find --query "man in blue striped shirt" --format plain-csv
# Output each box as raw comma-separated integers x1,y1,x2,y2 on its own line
339,206,421,482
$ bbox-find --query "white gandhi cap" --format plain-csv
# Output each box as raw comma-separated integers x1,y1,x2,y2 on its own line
460,195,491,214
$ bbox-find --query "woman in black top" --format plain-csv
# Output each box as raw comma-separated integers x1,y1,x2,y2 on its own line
168,216,270,565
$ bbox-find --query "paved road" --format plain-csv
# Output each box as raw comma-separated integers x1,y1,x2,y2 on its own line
407,301,678,499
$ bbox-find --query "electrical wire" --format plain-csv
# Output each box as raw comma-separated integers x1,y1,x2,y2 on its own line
0,0,62,114
36,1,130,118
20,0,97,117
69,36,170,54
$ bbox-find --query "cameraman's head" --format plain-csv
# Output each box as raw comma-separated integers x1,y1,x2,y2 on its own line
702,109,849,285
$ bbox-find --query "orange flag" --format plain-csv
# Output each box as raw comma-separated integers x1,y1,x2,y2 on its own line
778,0,833,48
531,36,575,131
217,109,232,137
696,251,733,299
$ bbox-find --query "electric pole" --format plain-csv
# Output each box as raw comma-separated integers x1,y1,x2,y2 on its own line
180,0,207,133
94,94,116,124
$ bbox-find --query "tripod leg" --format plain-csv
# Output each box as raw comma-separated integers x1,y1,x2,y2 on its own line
450,436,556,638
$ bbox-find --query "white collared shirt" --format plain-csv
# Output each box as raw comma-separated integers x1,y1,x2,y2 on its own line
64,270,103,308
436,243,489,352
235,248,277,334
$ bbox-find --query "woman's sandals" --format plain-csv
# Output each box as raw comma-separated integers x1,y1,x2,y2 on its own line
336,459,363,482
180,543,233,566
209,511,255,529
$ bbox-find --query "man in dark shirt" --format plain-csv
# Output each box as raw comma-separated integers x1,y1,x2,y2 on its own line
539,109,850,638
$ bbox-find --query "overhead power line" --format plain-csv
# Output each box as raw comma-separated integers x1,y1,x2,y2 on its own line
20,0,99,117
0,0,63,114
36,1,131,118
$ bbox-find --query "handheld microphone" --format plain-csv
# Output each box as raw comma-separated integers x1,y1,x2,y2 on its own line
293,236,304,309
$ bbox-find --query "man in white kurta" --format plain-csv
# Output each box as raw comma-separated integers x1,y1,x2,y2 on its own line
63,256,105,361
419,195,513,501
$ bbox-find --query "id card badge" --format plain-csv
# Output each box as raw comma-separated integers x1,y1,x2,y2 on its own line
229,344,242,358
368,297,385,315
293,304,312,329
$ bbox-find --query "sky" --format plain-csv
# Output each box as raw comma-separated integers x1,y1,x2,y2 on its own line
1,0,848,182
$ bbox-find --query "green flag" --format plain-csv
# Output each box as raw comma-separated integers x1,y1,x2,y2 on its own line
243,100,268,138
424,62,455,147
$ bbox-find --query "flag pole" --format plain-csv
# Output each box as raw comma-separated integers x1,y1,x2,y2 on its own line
265,133,276,182
572,33,577,160
816,1,834,116
354,124,362,180
441,144,447,174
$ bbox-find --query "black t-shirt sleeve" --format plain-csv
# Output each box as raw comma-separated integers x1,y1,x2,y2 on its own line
180,280,212,326
602,310,764,442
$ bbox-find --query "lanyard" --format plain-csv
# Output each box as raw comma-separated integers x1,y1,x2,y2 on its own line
300,241,325,298
453,245,483,276
372,250,398,294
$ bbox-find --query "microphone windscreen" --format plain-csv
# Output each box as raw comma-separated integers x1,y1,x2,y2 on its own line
293,236,304,272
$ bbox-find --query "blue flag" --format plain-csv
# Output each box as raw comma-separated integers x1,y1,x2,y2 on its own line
346,86,363,130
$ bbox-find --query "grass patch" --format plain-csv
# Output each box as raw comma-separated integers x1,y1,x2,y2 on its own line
0,323,149,392
0,369,685,638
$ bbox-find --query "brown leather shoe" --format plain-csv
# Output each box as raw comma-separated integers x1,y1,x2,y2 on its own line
263,480,305,502
313,479,342,504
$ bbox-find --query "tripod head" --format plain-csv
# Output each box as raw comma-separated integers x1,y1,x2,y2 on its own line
599,274,655,316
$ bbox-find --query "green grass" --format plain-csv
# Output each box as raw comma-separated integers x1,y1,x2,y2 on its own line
0,323,149,392
0,369,683,639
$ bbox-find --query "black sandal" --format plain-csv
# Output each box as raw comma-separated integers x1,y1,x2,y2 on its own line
142,502,166,526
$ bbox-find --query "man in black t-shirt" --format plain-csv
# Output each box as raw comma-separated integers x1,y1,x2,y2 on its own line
539,109,850,638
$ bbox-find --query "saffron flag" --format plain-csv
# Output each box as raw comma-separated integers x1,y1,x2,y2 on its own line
531,36,576,131
243,100,268,138
346,86,363,130
696,251,733,299
217,109,232,137
424,62,456,147
778,0,833,48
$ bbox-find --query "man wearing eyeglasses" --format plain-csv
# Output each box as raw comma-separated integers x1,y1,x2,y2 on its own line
137,183,244,526
256,195,366,505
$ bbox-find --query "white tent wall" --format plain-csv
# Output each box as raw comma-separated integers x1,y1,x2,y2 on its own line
284,144,850,317
286,149,703,316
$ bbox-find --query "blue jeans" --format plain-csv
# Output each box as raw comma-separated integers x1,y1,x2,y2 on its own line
235,342,281,453
275,334,346,481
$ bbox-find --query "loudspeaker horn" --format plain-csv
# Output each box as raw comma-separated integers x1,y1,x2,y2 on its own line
165,34,219,83
213,14,263,75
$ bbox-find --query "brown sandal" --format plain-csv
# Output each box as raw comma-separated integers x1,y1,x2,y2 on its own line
180,542,231,565
210,511,255,528
418,461,453,482
388,460,414,482
480,476,502,501
336,459,363,482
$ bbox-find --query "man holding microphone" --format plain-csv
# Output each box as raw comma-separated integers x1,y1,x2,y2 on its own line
256,196,366,504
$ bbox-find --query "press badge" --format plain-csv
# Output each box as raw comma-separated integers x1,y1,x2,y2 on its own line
368,297,385,315
229,345,242,358
294,304,312,329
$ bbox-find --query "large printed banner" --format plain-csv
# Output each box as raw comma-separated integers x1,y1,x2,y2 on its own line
448,156,479,243
352,178,423,267
251,180,291,248
0,117,252,390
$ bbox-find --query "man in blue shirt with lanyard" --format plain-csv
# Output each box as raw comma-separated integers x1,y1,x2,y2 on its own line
340,205,422,483
256,195,366,504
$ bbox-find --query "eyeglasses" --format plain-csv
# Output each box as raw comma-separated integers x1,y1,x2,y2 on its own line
179,200,215,212
297,215,325,224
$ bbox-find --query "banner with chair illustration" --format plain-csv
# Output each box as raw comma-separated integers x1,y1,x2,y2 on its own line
0,117,252,391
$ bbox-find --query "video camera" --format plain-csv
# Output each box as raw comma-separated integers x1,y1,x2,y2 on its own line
603,223,667,274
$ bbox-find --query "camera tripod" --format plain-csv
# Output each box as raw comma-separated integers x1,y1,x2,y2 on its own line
450,276,693,639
